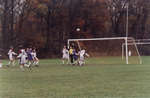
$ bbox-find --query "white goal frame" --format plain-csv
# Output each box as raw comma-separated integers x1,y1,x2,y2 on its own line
122,40,150,64
68,37,137,64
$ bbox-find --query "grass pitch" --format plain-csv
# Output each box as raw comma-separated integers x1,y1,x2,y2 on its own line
0,57,150,98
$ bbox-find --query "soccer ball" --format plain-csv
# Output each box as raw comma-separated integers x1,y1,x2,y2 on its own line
76,28,80,31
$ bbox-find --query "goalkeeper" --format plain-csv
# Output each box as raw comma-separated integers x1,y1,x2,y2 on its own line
69,46,74,64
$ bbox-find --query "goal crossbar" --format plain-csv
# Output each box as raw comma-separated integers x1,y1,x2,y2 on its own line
68,37,128,42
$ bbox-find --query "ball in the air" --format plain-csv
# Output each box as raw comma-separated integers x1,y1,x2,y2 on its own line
76,28,80,31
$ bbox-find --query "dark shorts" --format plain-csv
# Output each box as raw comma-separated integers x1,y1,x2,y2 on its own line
73,55,78,61
28,54,33,61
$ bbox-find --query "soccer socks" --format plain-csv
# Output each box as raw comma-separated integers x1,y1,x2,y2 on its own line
62,60,64,64
28,62,31,66
8,61,11,65
20,65,24,71
12,61,15,66
36,61,39,65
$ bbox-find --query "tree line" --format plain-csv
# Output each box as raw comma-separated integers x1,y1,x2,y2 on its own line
0,0,150,58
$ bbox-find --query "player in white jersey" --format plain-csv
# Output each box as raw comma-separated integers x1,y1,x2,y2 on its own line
0,55,2,68
78,49,89,66
17,49,29,71
32,49,39,67
7,48,17,66
62,46,69,64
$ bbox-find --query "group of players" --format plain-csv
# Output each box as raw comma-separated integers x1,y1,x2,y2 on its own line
0,45,89,70
62,45,89,66
7,47,39,71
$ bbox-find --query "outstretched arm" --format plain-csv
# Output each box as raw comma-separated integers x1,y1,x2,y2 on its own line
85,53,90,57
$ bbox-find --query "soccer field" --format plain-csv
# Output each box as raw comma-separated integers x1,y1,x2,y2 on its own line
0,57,150,98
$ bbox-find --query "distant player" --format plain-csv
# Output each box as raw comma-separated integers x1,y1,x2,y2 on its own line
62,46,69,64
32,49,39,67
129,50,132,56
78,49,89,66
69,46,74,64
73,48,79,65
7,47,17,67
26,48,33,66
0,55,2,68
17,49,29,71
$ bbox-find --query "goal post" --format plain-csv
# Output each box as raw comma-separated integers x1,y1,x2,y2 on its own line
122,38,150,64
68,37,132,64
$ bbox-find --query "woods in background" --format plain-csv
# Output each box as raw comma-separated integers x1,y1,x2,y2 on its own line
0,0,150,58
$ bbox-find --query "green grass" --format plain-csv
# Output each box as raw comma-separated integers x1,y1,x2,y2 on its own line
0,57,150,98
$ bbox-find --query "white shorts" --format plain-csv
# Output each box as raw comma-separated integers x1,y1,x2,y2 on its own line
62,54,69,59
80,56,84,61
20,58,27,65
9,56,14,61
33,57,39,61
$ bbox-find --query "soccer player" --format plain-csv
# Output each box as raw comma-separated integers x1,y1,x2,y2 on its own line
32,49,39,67
26,48,33,67
73,48,79,65
7,47,17,67
62,46,69,64
0,55,2,68
17,49,29,71
69,46,74,64
78,49,89,66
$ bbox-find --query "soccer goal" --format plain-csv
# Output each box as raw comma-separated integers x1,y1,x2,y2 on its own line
68,37,140,64
122,38,150,64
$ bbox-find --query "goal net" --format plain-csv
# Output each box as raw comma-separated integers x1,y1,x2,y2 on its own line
68,37,140,65
123,39,150,65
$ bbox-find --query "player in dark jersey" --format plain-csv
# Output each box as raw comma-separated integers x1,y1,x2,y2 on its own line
26,48,33,67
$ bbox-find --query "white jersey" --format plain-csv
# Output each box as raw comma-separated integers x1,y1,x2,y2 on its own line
79,50,89,61
79,50,85,61
32,52,37,58
17,51,27,64
79,50,85,57
62,48,69,59
8,49,17,60
32,52,38,61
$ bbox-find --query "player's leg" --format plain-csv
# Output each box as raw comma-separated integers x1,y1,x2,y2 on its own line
62,58,65,64
34,57,39,67
19,62,25,71
66,56,70,64
70,54,74,64
62,54,66,64
8,57,12,66
7,59,12,67
73,55,78,65
23,58,30,68
79,56,84,66
12,58,16,66
35,58,39,65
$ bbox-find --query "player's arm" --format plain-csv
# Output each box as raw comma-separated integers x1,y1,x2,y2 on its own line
8,51,10,55
12,52,17,55
17,54,21,58
85,53,90,57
